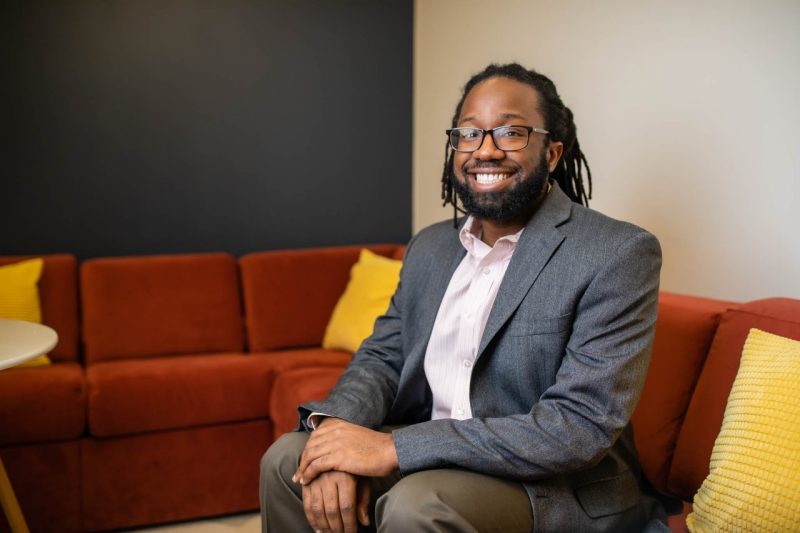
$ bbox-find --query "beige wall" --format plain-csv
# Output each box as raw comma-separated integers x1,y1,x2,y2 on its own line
414,0,800,301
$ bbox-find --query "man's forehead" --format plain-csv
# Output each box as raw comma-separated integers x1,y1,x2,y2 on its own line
458,77,542,123
459,111,527,124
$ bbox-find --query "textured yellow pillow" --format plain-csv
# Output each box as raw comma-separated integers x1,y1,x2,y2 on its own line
0,258,51,367
687,328,800,532
322,249,402,353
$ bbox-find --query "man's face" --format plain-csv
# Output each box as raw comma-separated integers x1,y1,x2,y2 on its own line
451,77,563,223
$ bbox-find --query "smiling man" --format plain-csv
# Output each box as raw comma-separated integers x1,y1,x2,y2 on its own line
261,63,668,532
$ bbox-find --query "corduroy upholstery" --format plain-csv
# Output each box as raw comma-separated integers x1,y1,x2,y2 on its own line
631,293,734,494
270,366,347,437
86,353,275,437
0,255,83,532
81,420,270,532
668,298,800,500
0,362,85,445
239,245,401,351
0,441,82,533
81,253,244,363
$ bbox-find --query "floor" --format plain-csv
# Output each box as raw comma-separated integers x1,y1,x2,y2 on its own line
130,512,260,532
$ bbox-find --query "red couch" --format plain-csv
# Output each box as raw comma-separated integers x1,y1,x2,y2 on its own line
2,248,798,532
0,246,402,532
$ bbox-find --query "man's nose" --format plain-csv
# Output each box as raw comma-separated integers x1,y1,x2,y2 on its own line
474,133,505,160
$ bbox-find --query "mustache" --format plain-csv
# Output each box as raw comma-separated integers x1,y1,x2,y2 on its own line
462,161,519,173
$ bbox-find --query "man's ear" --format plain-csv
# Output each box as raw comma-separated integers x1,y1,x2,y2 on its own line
547,141,564,172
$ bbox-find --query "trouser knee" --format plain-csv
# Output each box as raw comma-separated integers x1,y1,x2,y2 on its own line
260,431,307,492
375,469,531,533
376,474,447,531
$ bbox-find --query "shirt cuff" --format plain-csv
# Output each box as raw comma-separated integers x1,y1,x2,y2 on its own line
306,412,333,431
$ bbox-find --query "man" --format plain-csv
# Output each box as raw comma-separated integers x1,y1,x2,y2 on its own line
261,63,666,532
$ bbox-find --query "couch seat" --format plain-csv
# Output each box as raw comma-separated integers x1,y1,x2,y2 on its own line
87,353,277,437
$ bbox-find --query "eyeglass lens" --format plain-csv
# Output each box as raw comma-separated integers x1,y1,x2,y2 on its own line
449,126,530,152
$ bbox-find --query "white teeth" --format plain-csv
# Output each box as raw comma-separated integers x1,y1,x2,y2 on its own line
475,173,510,184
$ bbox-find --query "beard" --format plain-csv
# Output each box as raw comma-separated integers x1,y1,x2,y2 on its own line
451,150,550,223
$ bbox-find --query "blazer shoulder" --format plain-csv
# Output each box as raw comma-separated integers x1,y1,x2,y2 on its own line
566,203,660,250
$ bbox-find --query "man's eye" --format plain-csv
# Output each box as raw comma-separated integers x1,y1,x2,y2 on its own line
498,128,523,137
460,130,480,139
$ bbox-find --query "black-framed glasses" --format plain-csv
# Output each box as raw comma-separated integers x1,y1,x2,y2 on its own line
446,125,550,153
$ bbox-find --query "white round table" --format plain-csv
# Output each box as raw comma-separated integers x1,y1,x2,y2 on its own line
0,318,59,533
0,319,58,371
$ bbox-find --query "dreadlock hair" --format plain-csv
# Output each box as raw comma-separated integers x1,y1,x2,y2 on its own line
441,63,592,225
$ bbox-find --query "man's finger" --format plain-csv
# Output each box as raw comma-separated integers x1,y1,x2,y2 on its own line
301,455,333,485
322,478,345,533
295,439,332,481
302,483,327,531
357,477,371,527
295,443,323,483
337,476,358,533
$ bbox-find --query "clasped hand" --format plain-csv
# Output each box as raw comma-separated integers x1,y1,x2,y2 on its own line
294,418,399,532
294,418,398,485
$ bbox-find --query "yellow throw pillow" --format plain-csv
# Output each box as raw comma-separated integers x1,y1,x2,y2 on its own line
0,258,52,366
322,249,402,353
687,328,800,532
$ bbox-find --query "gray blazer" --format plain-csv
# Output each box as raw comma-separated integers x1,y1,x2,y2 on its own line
301,184,664,531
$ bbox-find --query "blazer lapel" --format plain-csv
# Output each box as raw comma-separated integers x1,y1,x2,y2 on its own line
477,185,573,356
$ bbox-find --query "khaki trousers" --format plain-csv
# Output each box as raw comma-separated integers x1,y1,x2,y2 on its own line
260,431,533,533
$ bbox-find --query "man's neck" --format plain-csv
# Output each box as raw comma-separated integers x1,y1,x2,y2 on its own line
476,182,551,247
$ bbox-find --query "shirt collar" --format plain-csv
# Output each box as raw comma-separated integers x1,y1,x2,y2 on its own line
459,215,524,259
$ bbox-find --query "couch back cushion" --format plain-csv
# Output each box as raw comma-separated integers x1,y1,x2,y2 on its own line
668,297,800,500
0,254,79,361
81,253,243,363
240,245,403,351
632,292,734,494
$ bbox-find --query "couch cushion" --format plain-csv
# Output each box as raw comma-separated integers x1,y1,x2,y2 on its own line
0,362,85,445
270,366,346,436
250,347,352,368
240,245,402,351
631,292,734,494
87,353,275,437
0,255,79,361
81,253,243,363
668,298,800,500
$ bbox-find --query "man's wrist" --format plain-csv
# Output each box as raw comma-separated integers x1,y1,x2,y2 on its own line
384,431,400,471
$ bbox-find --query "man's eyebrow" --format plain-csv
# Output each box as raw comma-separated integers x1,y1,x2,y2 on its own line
497,112,526,121
458,112,528,124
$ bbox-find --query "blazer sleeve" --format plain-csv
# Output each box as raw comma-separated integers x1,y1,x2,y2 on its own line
297,235,417,430
391,229,662,481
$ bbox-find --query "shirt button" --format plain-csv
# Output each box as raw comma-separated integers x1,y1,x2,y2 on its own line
463,360,472,368
456,407,465,415
482,267,491,275
464,311,472,319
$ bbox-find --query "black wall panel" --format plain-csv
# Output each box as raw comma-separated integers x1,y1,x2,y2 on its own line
1,1,412,259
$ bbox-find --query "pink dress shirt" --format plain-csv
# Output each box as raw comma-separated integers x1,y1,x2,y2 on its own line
424,215,523,420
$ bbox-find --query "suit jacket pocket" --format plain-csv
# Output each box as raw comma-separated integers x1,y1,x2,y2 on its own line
574,469,639,519
507,312,573,337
